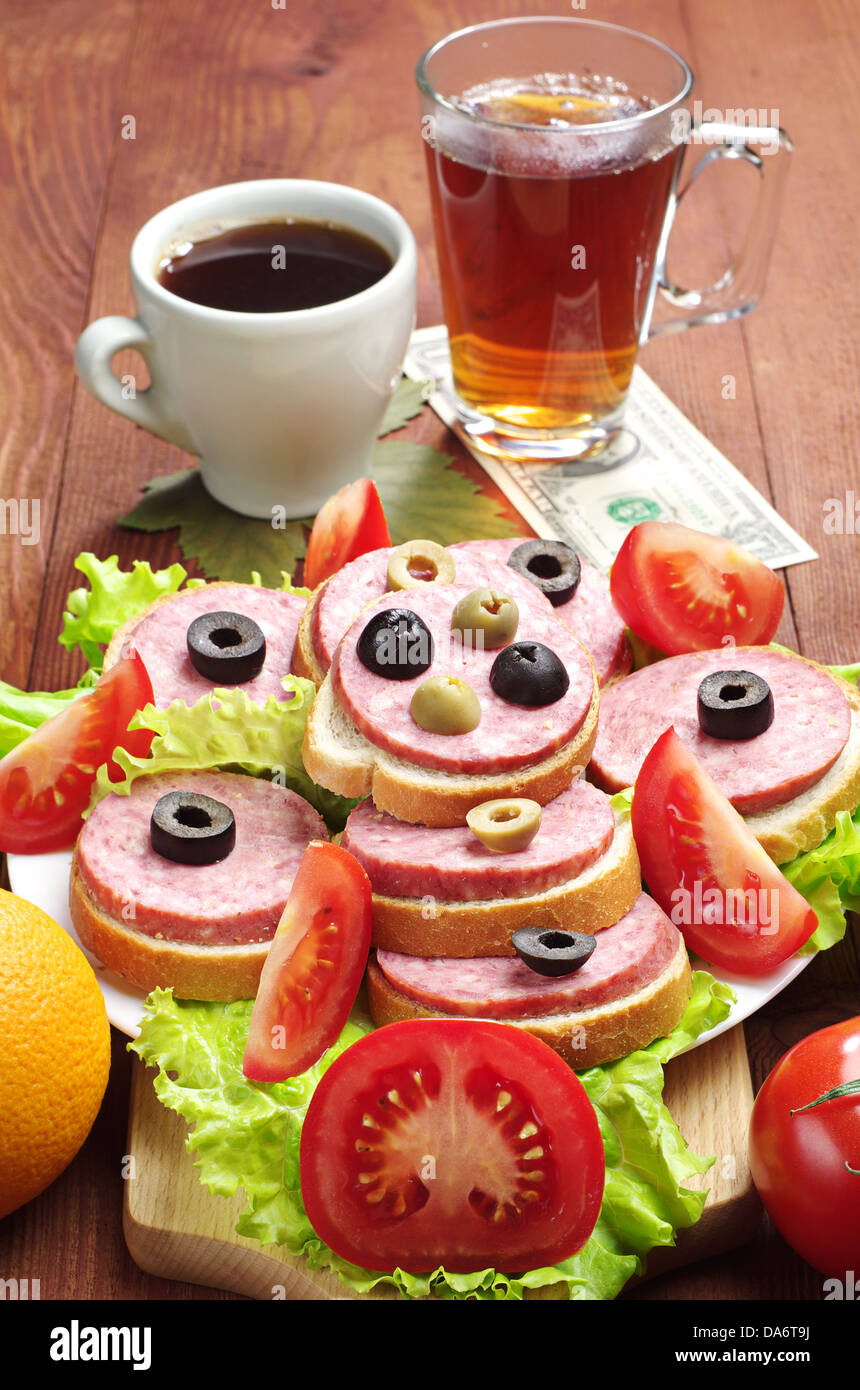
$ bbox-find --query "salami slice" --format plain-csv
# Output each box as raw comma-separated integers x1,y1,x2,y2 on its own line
454,538,631,687
590,647,852,814
332,582,596,774
77,770,327,943
375,894,679,1019
119,584,306,709
311,543,555,674
341,780,615,900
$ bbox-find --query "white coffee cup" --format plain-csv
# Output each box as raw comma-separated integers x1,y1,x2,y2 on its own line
74,179,418,518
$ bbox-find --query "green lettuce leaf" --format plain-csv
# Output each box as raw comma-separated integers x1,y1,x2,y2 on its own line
90,681,358,832
249,571,311,598
827,661,860,688
609,786,634,818
2,555,311,760
60,550,307,674
60,551,201,672
0,674,96,759
130,991,370,1253
2,551,193,756
784,808,860,952
129,970,734,1301
625,628,666,671
762,654,858,949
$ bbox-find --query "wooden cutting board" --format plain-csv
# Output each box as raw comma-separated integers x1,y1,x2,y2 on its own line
123,1023,759,1299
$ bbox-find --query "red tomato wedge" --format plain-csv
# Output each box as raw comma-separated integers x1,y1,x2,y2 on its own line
243,841,372,1083
631,728,817,975
303,477,391,589
749,1016,860,1276
299,1018,605,1274
610,520,784,654
0,652,154,854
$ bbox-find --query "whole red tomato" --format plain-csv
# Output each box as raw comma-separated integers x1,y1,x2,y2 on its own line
749,1016,860,1277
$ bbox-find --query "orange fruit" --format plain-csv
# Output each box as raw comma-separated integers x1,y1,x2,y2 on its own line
0,889,111,1220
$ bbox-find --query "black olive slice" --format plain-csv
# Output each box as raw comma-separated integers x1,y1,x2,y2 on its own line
508,540,581,607
512,927,597,978
697,670,774,740
186,611,266,684
489,641,570,707
150,791,236,866
357,607,434,680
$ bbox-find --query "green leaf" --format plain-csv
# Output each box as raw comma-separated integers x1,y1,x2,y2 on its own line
378,378,432,437
0,679,92,759
60,551,198,672
784,806,860,953
827,660,860,688
119,441,518,582
609,786,633,819
119,470,308,588
129,991,369,1251
373,439,518,545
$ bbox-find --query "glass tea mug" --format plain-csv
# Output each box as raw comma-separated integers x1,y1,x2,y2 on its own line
417,17,791,462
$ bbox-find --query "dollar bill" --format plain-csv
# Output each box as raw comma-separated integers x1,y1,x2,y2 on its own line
404,325,816,572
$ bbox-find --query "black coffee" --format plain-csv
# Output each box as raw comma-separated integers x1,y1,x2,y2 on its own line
157,219,393,312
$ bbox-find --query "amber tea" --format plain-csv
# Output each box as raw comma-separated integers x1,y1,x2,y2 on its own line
424,73,683,433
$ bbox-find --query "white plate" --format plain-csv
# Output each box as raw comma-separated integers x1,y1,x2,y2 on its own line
6,850,815,1046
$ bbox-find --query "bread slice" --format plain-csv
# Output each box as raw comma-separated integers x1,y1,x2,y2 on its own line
292,581,328,686
69,855,267,1002
302,666,600,828
366,932,693,1069
747,676,860,863
370,814,640,956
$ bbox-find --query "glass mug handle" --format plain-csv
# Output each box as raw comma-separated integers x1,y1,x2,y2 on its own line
643,123,793,340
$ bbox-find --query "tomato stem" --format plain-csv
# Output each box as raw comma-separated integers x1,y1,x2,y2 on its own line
846,1162,860,1176
790,1078,860,1115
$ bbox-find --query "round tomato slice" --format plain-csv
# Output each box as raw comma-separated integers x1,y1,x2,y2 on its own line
631,727,817,975
243,841,372,1083
0,652,154,854
303,477,391,590
299,1018,605,1275
749,1016,860,1276
610,520,785,654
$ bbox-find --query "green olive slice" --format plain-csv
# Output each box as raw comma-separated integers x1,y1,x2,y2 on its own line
387,539,457,590
451,587,519,650
466,798,542,853
410,675,481,735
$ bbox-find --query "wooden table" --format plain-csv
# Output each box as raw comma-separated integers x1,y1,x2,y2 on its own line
0,0,857,1301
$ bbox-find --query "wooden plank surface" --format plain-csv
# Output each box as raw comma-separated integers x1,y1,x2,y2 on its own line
0,0,858,1300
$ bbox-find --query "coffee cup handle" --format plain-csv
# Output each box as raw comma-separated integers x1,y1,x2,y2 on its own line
74,315,197,452
643,124,793,340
